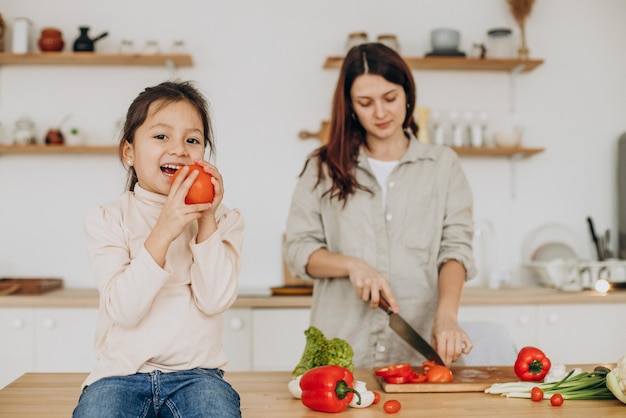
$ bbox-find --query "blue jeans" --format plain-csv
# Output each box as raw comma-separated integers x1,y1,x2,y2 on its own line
72,368,241,418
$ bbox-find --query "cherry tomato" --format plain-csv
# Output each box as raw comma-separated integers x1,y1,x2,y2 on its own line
372,391,381,404
171,164,214,204
383,399,401,414
375,363,412,378
425,365,454,383
531,386,544,402
550,393,564,406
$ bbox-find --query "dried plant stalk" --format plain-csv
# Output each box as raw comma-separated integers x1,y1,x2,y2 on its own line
507,0,535,59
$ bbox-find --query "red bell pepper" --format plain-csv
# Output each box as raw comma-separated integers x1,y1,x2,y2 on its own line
299,365,362,413
514,346,551,381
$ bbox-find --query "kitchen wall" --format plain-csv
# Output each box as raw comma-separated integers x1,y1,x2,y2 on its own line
0,0,625,290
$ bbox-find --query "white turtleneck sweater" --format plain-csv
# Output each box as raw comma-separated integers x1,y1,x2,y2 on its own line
82,185,244,388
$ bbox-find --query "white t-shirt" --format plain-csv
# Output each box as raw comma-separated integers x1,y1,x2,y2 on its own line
367,157,399,207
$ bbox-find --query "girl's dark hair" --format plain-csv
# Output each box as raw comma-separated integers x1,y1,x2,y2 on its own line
307,43,418,203
118,80,214,191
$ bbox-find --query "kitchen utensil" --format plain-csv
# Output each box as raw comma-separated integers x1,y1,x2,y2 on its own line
38,28,64,52
73,26,108,52
522,222,582,262
586,216,603,261
525,259,582,291
430,28,460,52
378,365,519,393
0,278,63,294
378,297,444,365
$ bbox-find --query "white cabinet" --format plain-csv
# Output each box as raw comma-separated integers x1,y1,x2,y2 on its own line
460,303,626,365
0,308,34,388
251,308,310,371
0,307,98,389
222,308,253,371
537,304,626,365
459,304,537,350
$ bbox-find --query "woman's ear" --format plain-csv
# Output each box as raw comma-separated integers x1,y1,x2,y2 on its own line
121,140,134,166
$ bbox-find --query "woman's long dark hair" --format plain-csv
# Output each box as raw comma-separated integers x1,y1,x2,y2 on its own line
306,43,418,204
118,80,214,191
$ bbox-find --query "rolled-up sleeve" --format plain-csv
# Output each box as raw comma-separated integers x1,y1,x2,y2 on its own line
284,159,327,280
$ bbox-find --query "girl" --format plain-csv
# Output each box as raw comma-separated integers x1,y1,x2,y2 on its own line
73,81,244,418
284,43,474,369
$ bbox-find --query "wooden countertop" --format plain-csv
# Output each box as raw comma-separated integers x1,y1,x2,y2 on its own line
1,286,625,309
0,369,623,417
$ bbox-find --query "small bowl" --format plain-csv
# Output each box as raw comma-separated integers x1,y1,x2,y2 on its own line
430,28,460,51
493,130,522,148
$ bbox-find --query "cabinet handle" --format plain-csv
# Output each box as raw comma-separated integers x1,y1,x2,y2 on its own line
41,316,56,329
10,317,25,329
517,314,530,326
229,317,244,330
547,313,559,325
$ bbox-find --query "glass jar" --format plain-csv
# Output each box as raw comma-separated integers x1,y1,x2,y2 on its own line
171,40,187,54
143,40,160,55
118,39,135,54
345,32,368,52
377,34,400,53
13,116,37,145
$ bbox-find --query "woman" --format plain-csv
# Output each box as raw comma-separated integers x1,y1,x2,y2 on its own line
284,43,475,369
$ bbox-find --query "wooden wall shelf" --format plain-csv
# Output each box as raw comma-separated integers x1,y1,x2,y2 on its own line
0,145,117,155
0,52,193,67
451,146,544,158
323,56,544,72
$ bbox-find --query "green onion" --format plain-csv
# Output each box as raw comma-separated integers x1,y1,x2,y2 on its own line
485,366,616,400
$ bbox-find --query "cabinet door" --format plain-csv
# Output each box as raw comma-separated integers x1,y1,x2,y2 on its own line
33,308,98,372
222,308,252,371
459,304,537,351
251,308,310,371
0,308,34,388
537,304,626,364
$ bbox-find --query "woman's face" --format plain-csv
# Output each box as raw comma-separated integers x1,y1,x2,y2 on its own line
123,100,206,195
350,74,407,142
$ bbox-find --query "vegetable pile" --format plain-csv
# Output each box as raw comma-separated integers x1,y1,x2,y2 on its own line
375,361,453,384
292,326,354,379
486,365,617,401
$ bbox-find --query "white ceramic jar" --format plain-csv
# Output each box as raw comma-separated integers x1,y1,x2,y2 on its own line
486,28,514,58
12,17,32,54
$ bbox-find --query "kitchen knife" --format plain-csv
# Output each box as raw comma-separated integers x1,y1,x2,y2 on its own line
379,297,445,366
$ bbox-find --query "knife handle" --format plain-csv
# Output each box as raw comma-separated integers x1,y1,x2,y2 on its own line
378,296,393,315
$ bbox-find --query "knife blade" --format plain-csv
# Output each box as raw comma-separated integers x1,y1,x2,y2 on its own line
379,297,445,366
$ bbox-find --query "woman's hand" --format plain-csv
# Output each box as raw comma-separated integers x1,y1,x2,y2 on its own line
431,316,473,367
346,257,399,313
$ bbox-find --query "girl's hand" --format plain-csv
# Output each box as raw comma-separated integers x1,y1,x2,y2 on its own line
191,160,223,242
346,257,399,313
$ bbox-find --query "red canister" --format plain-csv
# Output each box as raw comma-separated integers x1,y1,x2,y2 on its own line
38,28,64,52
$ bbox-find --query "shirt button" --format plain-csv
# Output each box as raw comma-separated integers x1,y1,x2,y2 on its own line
376,343,386,353
385,213,392,222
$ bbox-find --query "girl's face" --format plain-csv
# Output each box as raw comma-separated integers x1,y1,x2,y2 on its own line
123,100,205,196
350,74,407,143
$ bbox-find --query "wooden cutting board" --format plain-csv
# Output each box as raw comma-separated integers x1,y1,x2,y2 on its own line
378,366,519,393
0,278,63,295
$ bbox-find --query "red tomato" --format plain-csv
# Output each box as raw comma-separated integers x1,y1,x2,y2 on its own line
550,393,563,406
171,165,214,204
375,363,412,378
531,387,544,402
422,360,438,372
425,365,454,383
383,399,401,414
372,391,381,404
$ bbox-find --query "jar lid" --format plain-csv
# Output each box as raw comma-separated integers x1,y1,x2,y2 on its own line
347,31,368,39
377,34,397,40
487,28,512,37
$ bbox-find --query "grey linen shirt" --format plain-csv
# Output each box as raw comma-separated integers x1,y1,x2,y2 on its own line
284,136,476,369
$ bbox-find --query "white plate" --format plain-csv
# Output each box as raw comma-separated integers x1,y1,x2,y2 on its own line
522,223,582,262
